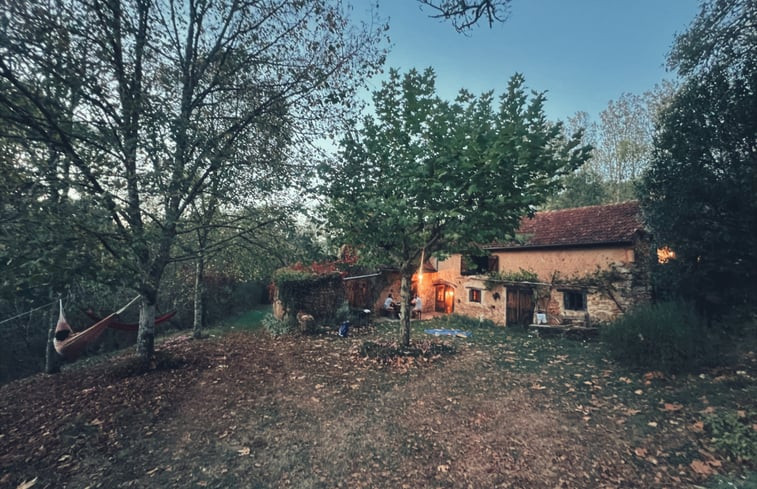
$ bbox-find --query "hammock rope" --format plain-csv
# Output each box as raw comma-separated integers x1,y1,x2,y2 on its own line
0,300,58,327
83,309,177,331
54,295,141,360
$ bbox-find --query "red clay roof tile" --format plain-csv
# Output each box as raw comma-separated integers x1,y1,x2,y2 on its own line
487,201,643,249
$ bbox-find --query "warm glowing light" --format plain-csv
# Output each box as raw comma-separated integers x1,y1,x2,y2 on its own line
657,246,676,264
418,249,425,283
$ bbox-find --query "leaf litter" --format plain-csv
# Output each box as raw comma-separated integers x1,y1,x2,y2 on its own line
0,326,754,488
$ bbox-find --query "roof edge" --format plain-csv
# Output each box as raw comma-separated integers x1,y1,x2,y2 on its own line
484,240,636,251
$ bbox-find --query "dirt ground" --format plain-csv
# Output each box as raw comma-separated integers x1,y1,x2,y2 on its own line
1,322,755,489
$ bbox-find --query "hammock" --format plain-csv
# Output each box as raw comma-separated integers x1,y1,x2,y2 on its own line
83,309,176,331
54,296,140,360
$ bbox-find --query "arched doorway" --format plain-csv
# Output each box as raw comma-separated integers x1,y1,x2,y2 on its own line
434,284,455,314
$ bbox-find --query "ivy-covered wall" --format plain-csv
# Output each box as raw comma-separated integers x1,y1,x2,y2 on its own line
432,236,653,326
272,269,345,324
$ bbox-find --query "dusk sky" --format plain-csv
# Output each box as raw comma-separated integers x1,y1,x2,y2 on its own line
363,1,702,122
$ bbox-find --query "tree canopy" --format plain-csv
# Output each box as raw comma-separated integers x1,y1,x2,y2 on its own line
0,0,386,360
320,68,590,345
639,0,757,314
547,83,676,210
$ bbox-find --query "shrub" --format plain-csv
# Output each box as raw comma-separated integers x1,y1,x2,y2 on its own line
261,313,295,336
602,301,720,373
706,410,757,463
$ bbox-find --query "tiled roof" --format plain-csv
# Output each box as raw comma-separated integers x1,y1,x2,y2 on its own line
486,201,644,250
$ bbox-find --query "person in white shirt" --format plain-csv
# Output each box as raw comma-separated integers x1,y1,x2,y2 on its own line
411,294,422,318
383,293,395,316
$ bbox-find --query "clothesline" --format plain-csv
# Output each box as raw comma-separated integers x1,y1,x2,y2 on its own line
0,299,59,327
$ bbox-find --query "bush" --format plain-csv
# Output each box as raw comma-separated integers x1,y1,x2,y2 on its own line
602,301,720,373
706,410,757,463
261,313,295,336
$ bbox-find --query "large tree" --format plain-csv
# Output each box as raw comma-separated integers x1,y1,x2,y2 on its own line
0,0,385,361
640,0,757,314
547,83,676,210
321,68,590,346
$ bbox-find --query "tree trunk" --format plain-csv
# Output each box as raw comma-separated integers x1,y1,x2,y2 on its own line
399,273,412,347
44,296,61,374
136,294,156,364
192,254,205,339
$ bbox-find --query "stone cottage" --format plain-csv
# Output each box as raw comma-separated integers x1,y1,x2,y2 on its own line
348,201,652,327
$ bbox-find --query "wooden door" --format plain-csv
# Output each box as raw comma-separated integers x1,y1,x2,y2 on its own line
435,285,454,313
506,287,534,326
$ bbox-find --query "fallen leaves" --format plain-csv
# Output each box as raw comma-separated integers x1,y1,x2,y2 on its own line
643,371,665,381
16,478,37,489
689,459,717,477
1,326,753,489
662,403,683,412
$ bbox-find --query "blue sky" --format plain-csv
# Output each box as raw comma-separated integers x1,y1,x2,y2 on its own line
361,0,701,122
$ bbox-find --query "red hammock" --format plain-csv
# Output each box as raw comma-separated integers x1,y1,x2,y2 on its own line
83,309,176,331
54,296,140,360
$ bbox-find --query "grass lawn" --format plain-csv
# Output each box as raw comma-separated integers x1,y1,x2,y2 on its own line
0,313,754,488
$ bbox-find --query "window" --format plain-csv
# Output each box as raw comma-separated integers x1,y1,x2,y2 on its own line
469,288,482,303
461,254,499,275
563,290,586,311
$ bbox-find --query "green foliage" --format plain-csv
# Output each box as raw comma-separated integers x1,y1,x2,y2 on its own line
434,313,497,330
602,301,720,373
552,266,627,288
261,313,296,336
640,0,757,316
211,307,270,332
0,0,387,360
545,170,610,210
706,410,757,463
272,267,344,323
322,68,590,268
321,67,590,345
487,268,539,283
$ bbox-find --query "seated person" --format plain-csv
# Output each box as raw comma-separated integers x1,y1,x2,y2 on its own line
383,293,396,316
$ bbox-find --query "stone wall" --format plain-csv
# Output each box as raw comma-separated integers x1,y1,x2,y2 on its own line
272,274,345,324
453,278,506,324
343,270,407,315
431,237,653,326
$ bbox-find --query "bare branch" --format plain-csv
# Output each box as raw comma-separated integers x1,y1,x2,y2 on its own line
418,0,511,31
